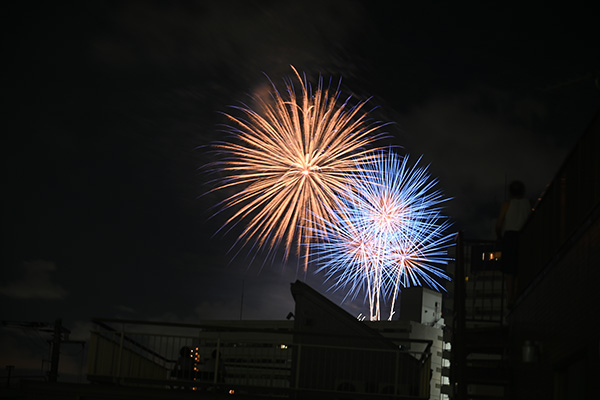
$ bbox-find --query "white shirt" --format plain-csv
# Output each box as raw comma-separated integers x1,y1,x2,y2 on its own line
502,198,531,233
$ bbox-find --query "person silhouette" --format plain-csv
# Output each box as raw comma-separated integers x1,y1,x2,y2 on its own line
496,180,531,307
173,346,195,380
204,349,225,383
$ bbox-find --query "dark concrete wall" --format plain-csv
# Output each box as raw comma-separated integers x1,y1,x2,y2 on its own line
509,210,600,399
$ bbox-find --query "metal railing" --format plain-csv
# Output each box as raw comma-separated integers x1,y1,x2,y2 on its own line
87,318,432,399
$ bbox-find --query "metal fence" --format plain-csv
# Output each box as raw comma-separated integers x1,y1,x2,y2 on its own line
87,318,432,399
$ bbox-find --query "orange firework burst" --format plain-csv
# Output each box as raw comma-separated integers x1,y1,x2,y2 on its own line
213,67,388,270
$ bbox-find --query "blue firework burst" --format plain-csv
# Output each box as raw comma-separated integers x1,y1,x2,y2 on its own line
309,151,453,320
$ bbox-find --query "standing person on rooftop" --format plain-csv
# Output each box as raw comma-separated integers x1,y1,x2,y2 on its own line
496,180,532,307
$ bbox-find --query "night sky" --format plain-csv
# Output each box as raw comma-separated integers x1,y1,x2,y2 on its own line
2,0,599,377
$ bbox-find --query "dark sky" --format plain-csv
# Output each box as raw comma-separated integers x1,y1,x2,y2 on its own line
2,0,599,376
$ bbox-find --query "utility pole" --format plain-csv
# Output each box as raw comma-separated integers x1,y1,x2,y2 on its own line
47,319,86,383
5,365,14,388
48,319,62,383
1,319,85,383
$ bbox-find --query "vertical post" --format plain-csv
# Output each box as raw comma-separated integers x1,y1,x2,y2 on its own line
394,350,400,396
213,337,221,385
424,353,432,398
116,325,125,381
198,328,203,381
453,232,466,400
48,319,62,383
500,264,505,321
295,344,301,390
6,365,14,388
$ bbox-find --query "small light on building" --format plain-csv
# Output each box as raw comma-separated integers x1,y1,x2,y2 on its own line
280,344,288,349
229,389,235,394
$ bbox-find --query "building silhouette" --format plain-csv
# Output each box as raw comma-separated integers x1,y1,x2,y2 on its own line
451,109,599,399
7,111,598,400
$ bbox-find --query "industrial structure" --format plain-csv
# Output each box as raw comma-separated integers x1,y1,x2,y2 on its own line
80,281,445,399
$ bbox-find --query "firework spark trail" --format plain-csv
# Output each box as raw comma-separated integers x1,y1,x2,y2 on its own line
385,213,454,319
211,67,389,270
309,151,453,320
